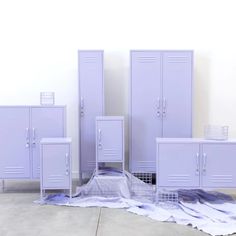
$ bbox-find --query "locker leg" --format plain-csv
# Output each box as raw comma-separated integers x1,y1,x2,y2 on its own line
40,188,43,203
2,179,5,192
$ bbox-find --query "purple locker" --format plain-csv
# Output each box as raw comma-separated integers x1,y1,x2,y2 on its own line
96,116,124,173
130,50,193,173
202,144,236,188
157,143,200,187
40,138,72,201
31,107,65,178
130,51,162,173
79,51,104,176
162,51,192,137
0,107,30,178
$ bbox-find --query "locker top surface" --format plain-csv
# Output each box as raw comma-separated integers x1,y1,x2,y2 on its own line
130,50,193,53
0,105,66,108
96,116,124,121
41,138,72,144
156,138,236,144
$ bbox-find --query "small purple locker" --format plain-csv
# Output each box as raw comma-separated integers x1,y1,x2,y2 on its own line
156,138,236,189
96,116,124,174
130,50,193,173
40,138,72,201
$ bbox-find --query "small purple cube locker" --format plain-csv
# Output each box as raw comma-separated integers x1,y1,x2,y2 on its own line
78,50,104,179
96,116,124,174
0,106,66,186
156,138,236,189
40,138,72,201
130,50,193,174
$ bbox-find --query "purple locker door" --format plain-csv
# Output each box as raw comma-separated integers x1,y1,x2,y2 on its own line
158,143,200,187
31,107,65,178
162,51,193,137
0,107,30,178
42,144,69,188
130,51,162,173
202,144,236,188
79,51,104,173
97,120,123,162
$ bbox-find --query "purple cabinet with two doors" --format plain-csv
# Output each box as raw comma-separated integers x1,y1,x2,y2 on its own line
130,50,193,173
156,138,236,189
96,116,124,174
79,51,104,178
0,106,66,180
40,138,72,201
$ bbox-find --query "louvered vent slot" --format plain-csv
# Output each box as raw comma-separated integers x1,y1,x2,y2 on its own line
48,175,64,183
83,57,97,63
168,174,190,182
167,56,188,63
104,149,118,157
137,56,157,63
211,175,232,183
4,166,24,175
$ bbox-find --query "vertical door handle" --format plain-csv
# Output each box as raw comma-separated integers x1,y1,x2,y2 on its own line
65,153,69,166
195,153,199,175
98,129,102,149
26,128,30,148
157,97,161,117
32,128,36,145
202,153,207,173
162,98,166,117
80,97,84,117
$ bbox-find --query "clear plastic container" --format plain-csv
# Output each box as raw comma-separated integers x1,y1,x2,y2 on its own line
204,125,228,140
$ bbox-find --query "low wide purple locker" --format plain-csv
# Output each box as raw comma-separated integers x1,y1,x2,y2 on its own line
156,138,236,189
0,106,66,181
78,50,104,178
40,138,72,201
96,116,124,173
130,50,193,173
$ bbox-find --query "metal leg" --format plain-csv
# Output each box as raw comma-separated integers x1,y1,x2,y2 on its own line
2,180,5,192
40,188,43,203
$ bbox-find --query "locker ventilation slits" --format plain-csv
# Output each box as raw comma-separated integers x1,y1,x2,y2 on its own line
83,57,97,64
211,175,233,183
4,166,24,175
136,56,157,63
103,149,119,157
48,175,64,183
167,56,189,64
168,174,190,182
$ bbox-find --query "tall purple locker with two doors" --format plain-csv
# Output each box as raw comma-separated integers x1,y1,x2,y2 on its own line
40,138,72,201
0,106,66,183
96,116,124,174
130,50,193,173
79,51,104,178
156,138,236,189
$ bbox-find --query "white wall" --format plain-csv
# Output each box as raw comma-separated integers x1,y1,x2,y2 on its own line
0,0,236,176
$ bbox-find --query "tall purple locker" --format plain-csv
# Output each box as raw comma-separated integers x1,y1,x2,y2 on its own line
0,106,66,180
79,51,104,178
130,50,193,173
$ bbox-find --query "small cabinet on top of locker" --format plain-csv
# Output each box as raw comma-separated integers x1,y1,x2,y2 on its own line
96,116,124,173
79,50,104,177
130,50,193,173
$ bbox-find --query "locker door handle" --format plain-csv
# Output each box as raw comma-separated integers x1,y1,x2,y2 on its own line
157,97,161,117
202,153,207,173
162,98,166,117
65,153,69,166
26,128,30,148
195,153,199,175
32,128,36,145
80,97,84,117
98,129,102,149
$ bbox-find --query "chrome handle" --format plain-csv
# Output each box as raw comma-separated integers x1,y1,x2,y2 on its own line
98,129,102,149
157,98,161,117
65,153,69,166
202,153,207,173
162,98,166,117
32,128,36,145
65,169,69,176
26,128,30,148
196,153,199,175
80,97,84,116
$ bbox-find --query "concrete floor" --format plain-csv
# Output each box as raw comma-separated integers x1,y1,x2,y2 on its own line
0,181,235,236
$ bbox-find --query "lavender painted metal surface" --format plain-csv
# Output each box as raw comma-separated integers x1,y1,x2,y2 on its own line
0,106,66,180
40,138,72,201
0,107,30,179
31,107,65,178
130,50,193,173
96,116,124,173
156,138,236,189
79,50,104,177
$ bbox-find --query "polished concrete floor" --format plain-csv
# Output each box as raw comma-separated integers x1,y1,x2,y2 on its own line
0,180,235,236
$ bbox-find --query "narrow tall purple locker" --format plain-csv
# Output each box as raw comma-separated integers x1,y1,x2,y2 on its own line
130,50,193,173
79,51,104,177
